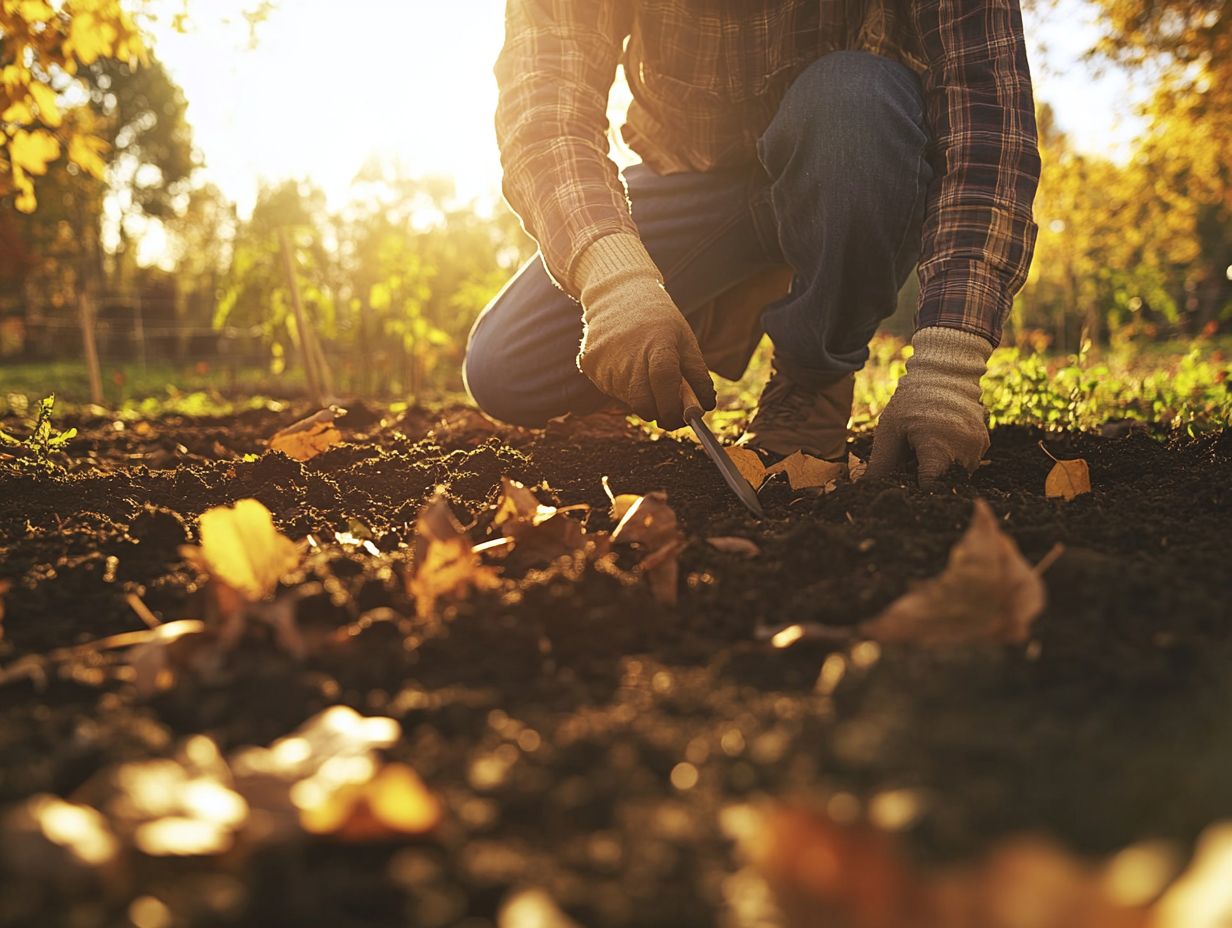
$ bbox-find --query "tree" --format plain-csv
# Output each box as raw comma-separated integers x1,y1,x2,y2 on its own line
0,0,145,211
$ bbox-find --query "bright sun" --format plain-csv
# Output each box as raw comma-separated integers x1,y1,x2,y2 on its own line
149,0,509,217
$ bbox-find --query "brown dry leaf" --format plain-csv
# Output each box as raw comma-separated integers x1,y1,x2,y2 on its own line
268,408,344,461
707,536,761,556
298,762,441,841
611,491,685,605
493,477,587,563
849,453,868,482
725,446,768,489
408,494,500,618
766,451,846,492
859,499,1049,646
1046,458,1092,501
184,499,302,602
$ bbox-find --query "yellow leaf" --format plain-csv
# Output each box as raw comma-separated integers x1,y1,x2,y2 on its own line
27,82,60,128
9,129,60,176
268,408,343,461
299,762,441,840
611,491,684,605
193,499,301,602
407,494,500,618
68,134,109,179
1045,458,1091,501
12,165,36,213
18,1,55,23
859,499,1054,647
766,450,846,492
725,446,767,490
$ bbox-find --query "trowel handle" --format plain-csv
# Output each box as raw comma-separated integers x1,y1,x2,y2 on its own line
679,381,703,421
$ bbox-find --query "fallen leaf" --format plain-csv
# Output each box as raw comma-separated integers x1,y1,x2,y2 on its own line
298,762,441,841
766,451,846,492
407,494,500,618
185,499,302,602
611,491,685,604
492,477,588,563
859,499,1051,646
268,408,344,461
1045,458,1092,501
707,536,761,556
725,446,768,489
849,453,868,482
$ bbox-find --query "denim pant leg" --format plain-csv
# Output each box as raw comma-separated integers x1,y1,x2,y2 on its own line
756,50,933,381
464,163,779,427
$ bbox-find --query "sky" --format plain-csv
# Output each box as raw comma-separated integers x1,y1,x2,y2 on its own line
144,0,1150,230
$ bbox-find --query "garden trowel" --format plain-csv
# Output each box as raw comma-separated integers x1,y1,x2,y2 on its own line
680,382,766,519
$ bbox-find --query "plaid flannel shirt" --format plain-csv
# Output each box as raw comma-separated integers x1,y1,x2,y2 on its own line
494,0,1041,346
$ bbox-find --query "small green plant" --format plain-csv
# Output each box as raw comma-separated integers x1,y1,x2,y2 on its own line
0,394,77,474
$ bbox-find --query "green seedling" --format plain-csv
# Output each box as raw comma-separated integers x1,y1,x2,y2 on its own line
0,394,77,474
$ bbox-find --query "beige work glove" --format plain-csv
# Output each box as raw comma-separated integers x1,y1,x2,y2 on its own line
867,326,993,486
575,232,716,430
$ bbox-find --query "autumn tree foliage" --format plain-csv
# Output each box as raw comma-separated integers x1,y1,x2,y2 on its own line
0,0,146,211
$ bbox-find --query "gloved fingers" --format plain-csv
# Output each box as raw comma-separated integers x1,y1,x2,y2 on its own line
625,381,659,424
914,439,954,488
678,334,717,411
866,416,906,479
648,345,686,430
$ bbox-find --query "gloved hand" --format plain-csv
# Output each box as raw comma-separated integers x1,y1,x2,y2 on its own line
575,232,716,430
867,326,993,486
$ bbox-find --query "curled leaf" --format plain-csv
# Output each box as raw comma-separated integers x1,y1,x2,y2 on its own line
859,499,1052,646
493,477,588,563
268,408,344,461
611,492,685,604
408,494,500,618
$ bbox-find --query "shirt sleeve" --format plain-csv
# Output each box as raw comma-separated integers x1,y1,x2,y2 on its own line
911,0,1042,346
494,0,637,297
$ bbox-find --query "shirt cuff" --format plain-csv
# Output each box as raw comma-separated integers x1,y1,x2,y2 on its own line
916,260,1012,347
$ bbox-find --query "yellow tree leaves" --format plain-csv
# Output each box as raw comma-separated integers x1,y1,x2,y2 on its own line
860,500,1059,647
0,0,143,211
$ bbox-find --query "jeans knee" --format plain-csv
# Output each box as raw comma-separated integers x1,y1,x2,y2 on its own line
759,51,926,180
462,316,519,425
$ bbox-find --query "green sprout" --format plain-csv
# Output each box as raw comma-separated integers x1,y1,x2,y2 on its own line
0,394,78,474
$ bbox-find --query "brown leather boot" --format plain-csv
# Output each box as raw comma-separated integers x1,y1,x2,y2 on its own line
737,363,854,460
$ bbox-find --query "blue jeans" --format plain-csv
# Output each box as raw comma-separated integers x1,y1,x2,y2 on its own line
465,51,932,427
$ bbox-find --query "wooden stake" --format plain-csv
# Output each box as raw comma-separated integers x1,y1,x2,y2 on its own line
278,227,324,407
78,290,104,407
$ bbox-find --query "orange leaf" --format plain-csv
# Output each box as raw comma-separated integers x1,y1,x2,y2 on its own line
725,446,767,489
766,451,846,492
268,408,343,461
859,499,1051,646
1045,459,1091,501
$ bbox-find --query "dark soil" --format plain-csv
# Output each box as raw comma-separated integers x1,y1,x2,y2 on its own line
0,403,1230,927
